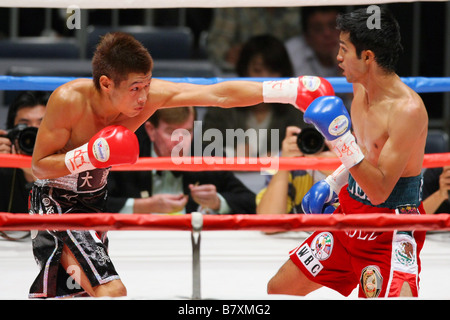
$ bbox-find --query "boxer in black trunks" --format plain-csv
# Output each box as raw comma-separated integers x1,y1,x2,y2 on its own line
29,31,334,298
29,169,113,298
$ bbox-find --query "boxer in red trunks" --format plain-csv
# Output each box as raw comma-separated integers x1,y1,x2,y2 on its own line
290,176,426,298
267,7,428,298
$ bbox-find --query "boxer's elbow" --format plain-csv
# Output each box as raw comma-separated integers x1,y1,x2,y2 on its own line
369,196,387,206
31,157,67,180
366,187,392,206
31,162,46,180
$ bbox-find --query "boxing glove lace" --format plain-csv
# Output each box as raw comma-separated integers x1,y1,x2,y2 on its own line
262,76,335,112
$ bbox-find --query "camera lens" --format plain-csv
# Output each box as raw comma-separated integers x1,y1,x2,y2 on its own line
297,127,325,154
17,126,38,155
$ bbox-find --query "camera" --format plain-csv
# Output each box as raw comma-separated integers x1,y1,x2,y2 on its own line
4,123,38,156
296,127,325,155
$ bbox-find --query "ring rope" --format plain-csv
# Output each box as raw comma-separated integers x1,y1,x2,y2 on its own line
1,153,450,171
1,76,449,234
1,213,450,232
0,76,450,93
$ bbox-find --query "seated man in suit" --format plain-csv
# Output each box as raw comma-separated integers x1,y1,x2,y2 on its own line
107,106,256,215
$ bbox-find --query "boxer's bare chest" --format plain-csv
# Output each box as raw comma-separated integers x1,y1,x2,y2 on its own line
351,93,390,164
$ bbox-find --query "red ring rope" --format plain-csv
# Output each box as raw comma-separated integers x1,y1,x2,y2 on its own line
2,153,450,232
1,213,450,232
1,153,450,171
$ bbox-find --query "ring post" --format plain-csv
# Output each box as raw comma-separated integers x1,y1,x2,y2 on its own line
190,212,203,300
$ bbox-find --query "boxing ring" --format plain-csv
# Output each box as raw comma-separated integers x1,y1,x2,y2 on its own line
1,75,450,300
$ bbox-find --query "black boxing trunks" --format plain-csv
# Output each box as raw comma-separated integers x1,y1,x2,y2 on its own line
28,168,120,298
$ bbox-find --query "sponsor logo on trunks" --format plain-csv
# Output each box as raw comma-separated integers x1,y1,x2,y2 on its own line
42,197,51,207
61,194,78,201
395,238,416,266
396,205,420,215
42,197,54,214
311,232,333,261
360,265,383,298
295,243,323,277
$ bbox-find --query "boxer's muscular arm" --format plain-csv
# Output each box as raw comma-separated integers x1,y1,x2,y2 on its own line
150,79,264,109
118,79,264,131
33,92,139,180
349,101,427,205
149,76,333,111
32,90,75,179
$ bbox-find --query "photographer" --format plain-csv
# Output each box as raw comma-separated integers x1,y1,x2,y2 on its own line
0,91,50,240
256,126,336,215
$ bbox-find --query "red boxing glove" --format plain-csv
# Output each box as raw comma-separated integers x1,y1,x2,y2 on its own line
262,76,335,112
65,125,139,174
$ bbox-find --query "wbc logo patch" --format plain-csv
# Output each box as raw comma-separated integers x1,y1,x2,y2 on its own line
293,232,334,278
311,232,334,261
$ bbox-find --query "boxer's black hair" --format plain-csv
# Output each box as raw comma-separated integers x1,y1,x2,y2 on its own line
337,6,403,73
92,32,153,91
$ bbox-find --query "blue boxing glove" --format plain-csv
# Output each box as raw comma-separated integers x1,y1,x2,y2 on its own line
304,96,364,169
304,96,351,140
302,164,349,214
301,180,338,214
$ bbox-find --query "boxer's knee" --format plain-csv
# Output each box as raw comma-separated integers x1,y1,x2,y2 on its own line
92,279,127,297
267,259,320,296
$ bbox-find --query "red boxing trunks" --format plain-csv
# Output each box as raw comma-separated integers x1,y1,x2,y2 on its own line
290,176,426,298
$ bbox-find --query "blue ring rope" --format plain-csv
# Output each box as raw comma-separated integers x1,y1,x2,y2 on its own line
0,76,449,93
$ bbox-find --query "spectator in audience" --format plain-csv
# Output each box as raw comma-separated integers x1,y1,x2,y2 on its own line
0,91,50,240
256,126,336,215
106,106,256,215
422,167,450,214
202,34,308,159
285,6,351,108
286,6,344,78
206,7,301,73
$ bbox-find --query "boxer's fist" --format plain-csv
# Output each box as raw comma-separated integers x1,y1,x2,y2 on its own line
65,125,139,174
302,164,348,214
304,96,364,169
88,125,139,168
301,179,337,214
263,76,334,112
304,96,350,141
